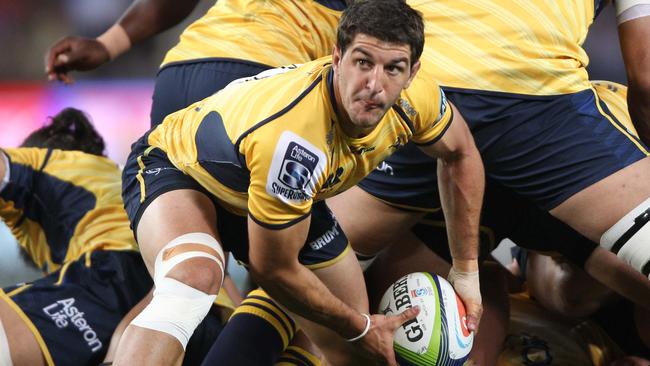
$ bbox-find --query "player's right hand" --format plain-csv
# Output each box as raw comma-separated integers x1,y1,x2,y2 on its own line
356,306,420,366
45,36,111,84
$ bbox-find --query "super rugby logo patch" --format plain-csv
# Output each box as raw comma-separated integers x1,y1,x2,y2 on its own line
267,131,326,204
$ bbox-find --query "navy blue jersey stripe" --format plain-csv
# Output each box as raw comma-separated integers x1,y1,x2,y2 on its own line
314,0,347,11
1,161,96,264
234,74,325,154
196,111,250,192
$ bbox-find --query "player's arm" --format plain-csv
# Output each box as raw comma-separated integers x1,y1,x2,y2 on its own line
617,2,650,145
418,103,485,331
247,216,369,338
45,0,201,83
247,216,419,363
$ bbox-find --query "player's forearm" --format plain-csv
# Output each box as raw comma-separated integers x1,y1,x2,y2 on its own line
250,262,367,339
437,147,484,270
117,0,201,45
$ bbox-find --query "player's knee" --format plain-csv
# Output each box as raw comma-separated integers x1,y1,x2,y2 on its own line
166,258,222,295
600,198,650,278
130,233,225,349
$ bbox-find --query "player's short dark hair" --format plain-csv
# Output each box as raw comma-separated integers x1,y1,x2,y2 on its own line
21,107,106,156
336,0,424,66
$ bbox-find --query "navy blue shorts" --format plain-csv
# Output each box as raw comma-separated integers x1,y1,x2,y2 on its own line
151,58,272,127
122,137,350,268
412,179,598,268
0,250,152,366
360,87,649,211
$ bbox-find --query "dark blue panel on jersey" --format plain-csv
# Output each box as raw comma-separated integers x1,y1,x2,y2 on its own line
315,0,347,11
1,161,96,265
196,111,250,193
594,0,607,19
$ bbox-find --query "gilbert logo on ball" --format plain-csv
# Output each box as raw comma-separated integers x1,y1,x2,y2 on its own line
379,272,473,366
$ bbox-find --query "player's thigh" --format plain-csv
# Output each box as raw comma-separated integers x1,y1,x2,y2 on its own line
550,156,650,242
0,292,44,366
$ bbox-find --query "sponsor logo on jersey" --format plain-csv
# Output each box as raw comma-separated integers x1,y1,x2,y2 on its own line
350,145,376,155
144,166,178,175
375,161,394,176
308,221,340,250
267,132,326,204
398,98,417,117
43,297,103,352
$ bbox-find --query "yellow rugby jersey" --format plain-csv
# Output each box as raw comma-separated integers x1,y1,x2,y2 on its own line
411,0,609,95
0,148,137,273
161,0,345,68
146,57,452,227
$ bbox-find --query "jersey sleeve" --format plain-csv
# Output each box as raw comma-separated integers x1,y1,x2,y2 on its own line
407,76,454,146
244,129,327,229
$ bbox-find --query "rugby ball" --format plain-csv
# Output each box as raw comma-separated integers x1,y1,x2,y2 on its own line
378,272,473,366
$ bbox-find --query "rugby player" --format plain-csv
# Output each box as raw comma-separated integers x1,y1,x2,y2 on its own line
114,1,484,365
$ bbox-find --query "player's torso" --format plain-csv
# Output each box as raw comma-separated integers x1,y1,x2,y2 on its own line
0,148,137,273
148,59,445,225
413,0,606,95
162,0,345,68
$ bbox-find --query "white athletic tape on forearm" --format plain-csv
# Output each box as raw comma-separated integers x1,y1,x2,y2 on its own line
601,198,650,277
96,24,131,60
447,267,482,305
131,233,224,349
617,4,650,24
0,318,13,366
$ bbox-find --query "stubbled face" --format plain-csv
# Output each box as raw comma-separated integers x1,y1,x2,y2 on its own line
332,33,420,137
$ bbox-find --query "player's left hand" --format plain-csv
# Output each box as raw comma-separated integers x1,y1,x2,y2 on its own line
447,262,483,333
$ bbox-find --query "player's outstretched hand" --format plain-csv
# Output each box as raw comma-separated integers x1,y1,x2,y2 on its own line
447,266,483,333
355,306,420,366
45,36,110,84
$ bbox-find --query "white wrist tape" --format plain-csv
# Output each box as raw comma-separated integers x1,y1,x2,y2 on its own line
0,151,9,193
615,0,650,15
600,197,650,277
96,24,131,60
131,233,225,349
447,267,482,305
0,318,13,366
346,313,371,342
617,4,650,24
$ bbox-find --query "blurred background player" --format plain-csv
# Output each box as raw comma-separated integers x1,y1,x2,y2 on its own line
44,0,347,126
0,108,152,366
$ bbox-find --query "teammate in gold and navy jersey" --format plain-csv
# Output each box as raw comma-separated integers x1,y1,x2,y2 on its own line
326,1,650,362
114,2,484,365
0,108,152,366
45,0,347,126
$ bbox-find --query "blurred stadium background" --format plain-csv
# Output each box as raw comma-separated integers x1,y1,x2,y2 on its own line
0,1,629,286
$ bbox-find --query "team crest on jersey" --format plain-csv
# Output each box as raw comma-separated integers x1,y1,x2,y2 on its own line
267,131,326,204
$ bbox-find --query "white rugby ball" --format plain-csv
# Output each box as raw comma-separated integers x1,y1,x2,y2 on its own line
378,272,473,366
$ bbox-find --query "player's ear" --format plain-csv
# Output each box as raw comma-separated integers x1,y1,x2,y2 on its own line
404,60,421,89
332,45,342,71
